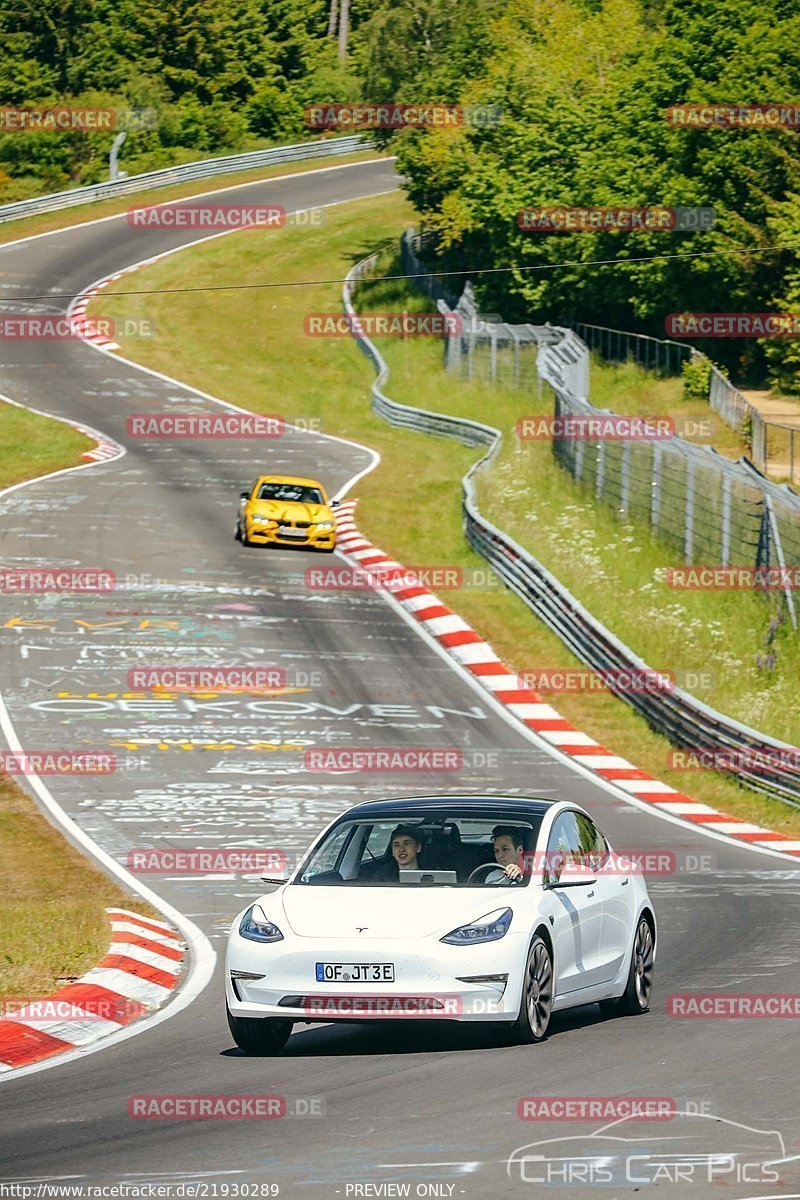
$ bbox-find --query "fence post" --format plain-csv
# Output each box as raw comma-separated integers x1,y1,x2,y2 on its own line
766,495,798,631
574,438,585,482
651,444,662,528
684,459,695,562
620,441,631,514
596,440,605,501
721,473,732,565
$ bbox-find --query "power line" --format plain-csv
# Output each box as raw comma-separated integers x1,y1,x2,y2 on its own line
1,242,790,304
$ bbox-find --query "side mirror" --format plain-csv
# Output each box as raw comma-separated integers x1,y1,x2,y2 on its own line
240,490,250,500
330,499,340,508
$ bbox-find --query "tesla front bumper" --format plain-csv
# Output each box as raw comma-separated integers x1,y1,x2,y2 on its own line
226,931,527,1023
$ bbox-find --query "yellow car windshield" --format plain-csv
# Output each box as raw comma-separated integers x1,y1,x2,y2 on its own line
258,483,324,504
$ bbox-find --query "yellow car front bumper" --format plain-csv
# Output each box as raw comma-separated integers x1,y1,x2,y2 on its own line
246,523,335,550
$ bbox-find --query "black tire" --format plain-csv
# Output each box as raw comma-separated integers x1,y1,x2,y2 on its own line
600,916,654,1018
234,522,243,543
226,1006,293,1054
512,934,553,1044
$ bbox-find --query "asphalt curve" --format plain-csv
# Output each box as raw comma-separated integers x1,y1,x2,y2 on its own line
0,158,798,1199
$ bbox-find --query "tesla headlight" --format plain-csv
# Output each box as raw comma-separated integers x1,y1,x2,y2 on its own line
315,521,334,531
441,907,512,945
239,904,284,943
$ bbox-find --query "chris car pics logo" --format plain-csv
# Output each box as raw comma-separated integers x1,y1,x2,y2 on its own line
507,1111,786,1186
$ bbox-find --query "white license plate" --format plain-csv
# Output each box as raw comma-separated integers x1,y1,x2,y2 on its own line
281,529,307,538
315,962,395,983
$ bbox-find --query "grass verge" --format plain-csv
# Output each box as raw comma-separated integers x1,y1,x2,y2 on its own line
0,399,92,488
91,190,800,840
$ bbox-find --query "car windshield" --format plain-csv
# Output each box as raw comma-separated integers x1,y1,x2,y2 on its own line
258,482,324,504
295,809,543,886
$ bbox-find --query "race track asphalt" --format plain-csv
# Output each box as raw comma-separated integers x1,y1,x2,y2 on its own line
0,157,798,1199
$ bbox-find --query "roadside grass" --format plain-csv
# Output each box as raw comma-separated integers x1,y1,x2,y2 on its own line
0,399,93,488
0,149,385,247
0,774,159,999
588,360,748,459
0,402,158,1001
92,190,800,839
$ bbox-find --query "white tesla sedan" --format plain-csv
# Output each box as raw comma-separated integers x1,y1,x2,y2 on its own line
225,795,656,1053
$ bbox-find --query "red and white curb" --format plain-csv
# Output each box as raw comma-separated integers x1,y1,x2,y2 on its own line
68,271,146,461
334,502,800,859
0,909,184,1072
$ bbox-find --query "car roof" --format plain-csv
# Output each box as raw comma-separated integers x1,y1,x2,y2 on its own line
256,474,324,488
339,794,557,821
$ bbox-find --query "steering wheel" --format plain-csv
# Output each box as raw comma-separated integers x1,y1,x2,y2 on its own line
467,861,513,884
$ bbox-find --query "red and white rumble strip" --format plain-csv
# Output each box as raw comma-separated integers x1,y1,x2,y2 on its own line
0,908,183,1071
334,502,800,859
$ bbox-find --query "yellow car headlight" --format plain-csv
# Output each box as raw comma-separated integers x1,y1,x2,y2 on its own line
315,521,334,531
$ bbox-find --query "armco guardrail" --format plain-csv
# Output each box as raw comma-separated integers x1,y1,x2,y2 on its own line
0,135,371,224
343,255,800,808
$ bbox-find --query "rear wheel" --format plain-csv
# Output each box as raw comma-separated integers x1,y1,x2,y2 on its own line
600,916,654,1018
512,934,553,1044
226,1006,293,1054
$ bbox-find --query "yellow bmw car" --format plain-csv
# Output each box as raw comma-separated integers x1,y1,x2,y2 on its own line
236,474,338,552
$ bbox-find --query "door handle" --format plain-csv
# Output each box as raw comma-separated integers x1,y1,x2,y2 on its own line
621,878,629,886
587,890,595,898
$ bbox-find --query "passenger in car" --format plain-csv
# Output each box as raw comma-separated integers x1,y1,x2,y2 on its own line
370,824,424,882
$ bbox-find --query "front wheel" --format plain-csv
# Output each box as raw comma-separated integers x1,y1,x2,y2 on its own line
600,916,654,1018
227,1006,293,1054
512,934,553,1044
